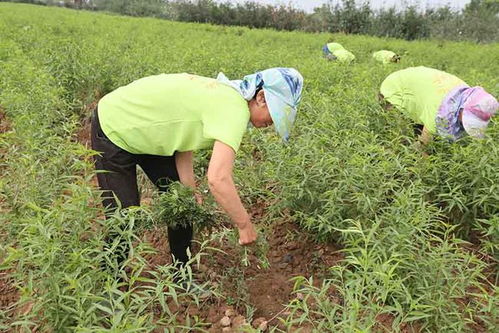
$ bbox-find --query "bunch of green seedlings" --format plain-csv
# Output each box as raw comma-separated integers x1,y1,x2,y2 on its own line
148,181,215,231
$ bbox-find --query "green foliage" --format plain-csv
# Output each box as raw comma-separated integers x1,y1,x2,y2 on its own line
0,3,497,331
150,182,214,231
93,0,169,18
5,0,499,42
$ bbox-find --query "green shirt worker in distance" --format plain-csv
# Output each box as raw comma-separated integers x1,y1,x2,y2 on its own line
379,66,498,144
322,42,356,63
372,50,400,64
91,68,304,266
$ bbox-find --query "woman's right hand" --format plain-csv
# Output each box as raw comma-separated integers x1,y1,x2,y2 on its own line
238,221,257,246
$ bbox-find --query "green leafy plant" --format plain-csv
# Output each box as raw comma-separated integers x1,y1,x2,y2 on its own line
150,182,215,231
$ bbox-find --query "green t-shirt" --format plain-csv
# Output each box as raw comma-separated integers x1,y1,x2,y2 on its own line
98,73,250,155
373,50,396,64
326,42,345,53
380,67,467,133
332,49,356,63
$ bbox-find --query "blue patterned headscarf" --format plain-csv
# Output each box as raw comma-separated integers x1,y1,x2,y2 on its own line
217,68,304,141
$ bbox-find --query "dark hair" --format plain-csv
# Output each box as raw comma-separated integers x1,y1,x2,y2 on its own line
253,81,264,99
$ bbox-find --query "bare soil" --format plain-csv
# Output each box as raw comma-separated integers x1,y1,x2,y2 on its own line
0,107,11,134
76,115,92,149
142,213,343,331
0,269,19,326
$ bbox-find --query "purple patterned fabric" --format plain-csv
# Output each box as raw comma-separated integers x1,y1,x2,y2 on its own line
437,86,498,140
435,85,469,141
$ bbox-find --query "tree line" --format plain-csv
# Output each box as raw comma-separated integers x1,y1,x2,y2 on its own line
5,0,499,42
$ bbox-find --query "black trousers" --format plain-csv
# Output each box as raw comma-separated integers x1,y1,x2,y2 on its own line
91,110,193,266
413,123,424,136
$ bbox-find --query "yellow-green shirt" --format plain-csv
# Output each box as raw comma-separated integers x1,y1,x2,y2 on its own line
98,73,250,155
333,49,356,63
373,50,397,64
326,42,345,53
380,67,467,133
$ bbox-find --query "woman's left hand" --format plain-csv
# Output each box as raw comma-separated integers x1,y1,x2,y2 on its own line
238,221,258,246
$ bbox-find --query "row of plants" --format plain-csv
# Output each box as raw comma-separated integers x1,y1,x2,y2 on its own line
6,0,499,42
0,3,497,331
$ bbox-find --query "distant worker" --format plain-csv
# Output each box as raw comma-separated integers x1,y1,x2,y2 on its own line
92,68,303,269
322,42,356,63
323,42,345,55
373,50,400,64
379,66,498,144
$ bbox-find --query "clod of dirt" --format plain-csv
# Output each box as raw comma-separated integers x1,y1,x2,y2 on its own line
146,218,343,328
220,316,231,327
187,306,200,317
205,219,343,319
225,308,236,317
252,317,268,331
232,315,247,328
277,262,288,269
296,292,305,301
282,253,293,263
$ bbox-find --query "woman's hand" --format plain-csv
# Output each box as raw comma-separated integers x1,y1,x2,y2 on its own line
238,220,257,246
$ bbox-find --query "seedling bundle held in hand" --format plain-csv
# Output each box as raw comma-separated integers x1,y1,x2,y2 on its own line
150,182,214,231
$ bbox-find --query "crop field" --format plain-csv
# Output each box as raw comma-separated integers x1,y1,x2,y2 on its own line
0,3,498,332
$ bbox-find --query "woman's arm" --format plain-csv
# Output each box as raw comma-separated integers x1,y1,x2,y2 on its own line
175,151,202,203
207,141,257,245
175,151,196,189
